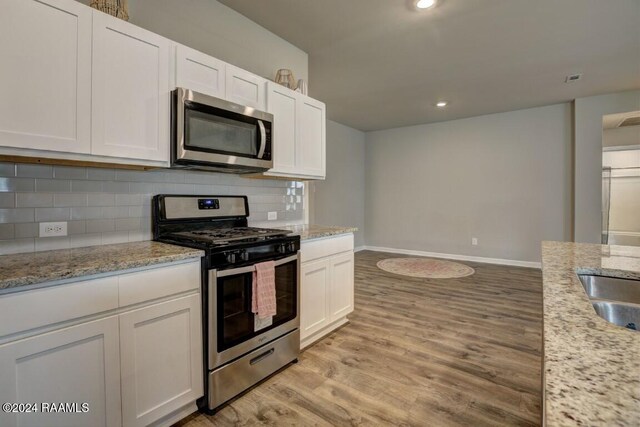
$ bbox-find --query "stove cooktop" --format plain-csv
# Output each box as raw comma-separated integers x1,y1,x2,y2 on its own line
166,226,291,246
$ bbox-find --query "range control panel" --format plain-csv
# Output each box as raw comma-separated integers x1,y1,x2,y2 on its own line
198,198,220,210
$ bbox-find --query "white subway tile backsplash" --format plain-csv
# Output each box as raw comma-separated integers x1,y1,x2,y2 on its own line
71,206,104,220
0,163,305,254
69,233,102,249
0,178,35,192
35,236,70,252
71,180,104,192
16,193,53,208
103,181,129,193
35,207,71,222
54,193,88,207
54,166,88,180
87,168,116,181
0,193,15,208
101,206,129,219
16,164,53,178
14,223,38,238
87,193,115,207
101,231,129,245
0,238,35,255
36,179,71,192
0,224,15,239
0,163,15,177
0,208,35,223
86,219,116,233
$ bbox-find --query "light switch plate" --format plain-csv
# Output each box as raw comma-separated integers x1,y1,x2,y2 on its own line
268,212,277,220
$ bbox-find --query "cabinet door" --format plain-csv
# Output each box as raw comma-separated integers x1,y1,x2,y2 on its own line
0,0,91,153
91,11,170,162
119,294,203,427
266,83,297,174
175,45,226,98
300,258,330,340
225,64,266,110
329,252,355,321
0,316,121,427
297,96,326,178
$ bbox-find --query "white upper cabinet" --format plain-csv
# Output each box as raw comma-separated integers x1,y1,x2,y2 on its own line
225,64,267,110
263,83,326,180
91,11,170,162
267,83,298,174
298,96,326,178
0,0,91,154
175,44,226,98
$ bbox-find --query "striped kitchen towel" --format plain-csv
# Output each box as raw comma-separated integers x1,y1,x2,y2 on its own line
252,260,277,319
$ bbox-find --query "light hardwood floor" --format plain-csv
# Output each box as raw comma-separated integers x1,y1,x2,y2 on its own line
177,250,543,426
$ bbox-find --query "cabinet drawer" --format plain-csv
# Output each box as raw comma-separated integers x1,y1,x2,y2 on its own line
118,260,200,307
300,234,354,263
0,277,118,337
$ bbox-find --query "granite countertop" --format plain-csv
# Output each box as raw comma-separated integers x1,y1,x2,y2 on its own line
278,224,358,241
0,241,204,292
542,241,640,426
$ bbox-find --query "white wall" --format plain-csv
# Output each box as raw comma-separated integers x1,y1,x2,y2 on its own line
365,103,572,264
603,149,640,246
78,0,308,82
311,121,366,247
574,90,640,243
603,126,640,148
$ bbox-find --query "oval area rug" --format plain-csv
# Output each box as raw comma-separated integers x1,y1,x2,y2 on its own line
377,258,475,279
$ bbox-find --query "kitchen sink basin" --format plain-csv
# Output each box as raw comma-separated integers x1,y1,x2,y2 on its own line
592,301,640,331
578,275,640,305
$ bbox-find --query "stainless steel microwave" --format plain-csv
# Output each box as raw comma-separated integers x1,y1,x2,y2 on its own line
171,88,273,173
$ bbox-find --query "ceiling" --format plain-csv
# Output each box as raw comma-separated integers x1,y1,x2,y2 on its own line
218,0,640,131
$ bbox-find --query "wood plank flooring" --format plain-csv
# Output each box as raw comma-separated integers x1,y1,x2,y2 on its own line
176,250,543,426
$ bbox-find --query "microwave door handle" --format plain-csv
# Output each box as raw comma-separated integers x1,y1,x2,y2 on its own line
257,120,267,159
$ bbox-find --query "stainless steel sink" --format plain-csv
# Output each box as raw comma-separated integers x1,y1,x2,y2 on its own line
577,274,640,331
592,301,640,331
578,275,640,305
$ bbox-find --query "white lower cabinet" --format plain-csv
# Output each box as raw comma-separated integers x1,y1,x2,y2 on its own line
120,294,203,427
0,316,122,427
300,234,355,348
0,260,202,427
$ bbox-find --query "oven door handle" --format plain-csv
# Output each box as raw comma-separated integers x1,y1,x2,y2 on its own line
257,120,267,159
215,254,298,278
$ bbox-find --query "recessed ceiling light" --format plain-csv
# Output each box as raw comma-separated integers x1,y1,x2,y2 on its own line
416,0,437,9
436,101,448,108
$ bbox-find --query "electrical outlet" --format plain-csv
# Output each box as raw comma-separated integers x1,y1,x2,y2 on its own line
471,237,478,246
267,212,278,221
39,222,67,238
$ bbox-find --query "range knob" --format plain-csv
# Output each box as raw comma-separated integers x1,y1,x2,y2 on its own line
225,252,236,264
240,251,249,261
287,242,296,253
277,244,287,254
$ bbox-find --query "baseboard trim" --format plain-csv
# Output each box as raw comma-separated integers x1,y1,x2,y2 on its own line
354,245,366,253
362,245,541,269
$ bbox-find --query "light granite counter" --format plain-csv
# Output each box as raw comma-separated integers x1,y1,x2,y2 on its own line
279,224,358,241
542,241,640,426
0,241,204,292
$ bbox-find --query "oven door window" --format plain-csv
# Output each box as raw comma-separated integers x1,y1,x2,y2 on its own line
184,102,258,157
217,260,297,352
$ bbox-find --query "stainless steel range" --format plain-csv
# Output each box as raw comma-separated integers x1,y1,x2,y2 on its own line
152,195,300,412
